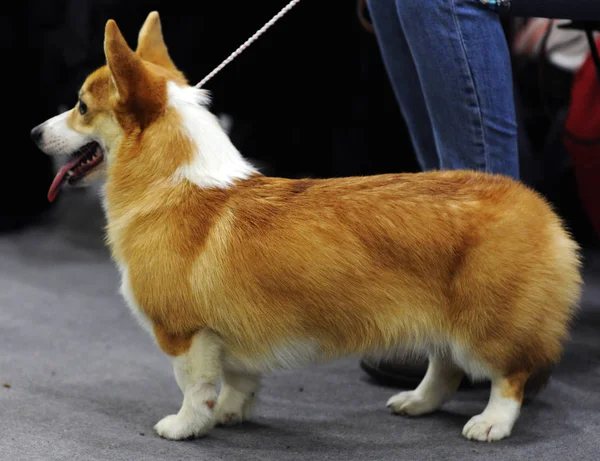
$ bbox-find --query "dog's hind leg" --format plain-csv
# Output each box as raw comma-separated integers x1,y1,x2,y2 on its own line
387,354,464,416
462,372,528,442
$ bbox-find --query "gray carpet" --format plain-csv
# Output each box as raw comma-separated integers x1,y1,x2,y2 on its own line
1,188,599,461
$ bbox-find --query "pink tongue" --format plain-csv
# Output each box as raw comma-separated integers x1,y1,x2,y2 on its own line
47,154,86,203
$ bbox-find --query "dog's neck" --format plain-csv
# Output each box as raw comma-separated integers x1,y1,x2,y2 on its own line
167,83,258,189
102,82,260,261
103,83,258,210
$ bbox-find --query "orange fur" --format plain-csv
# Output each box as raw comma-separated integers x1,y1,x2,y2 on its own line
107,170,581,375
500,372,530,402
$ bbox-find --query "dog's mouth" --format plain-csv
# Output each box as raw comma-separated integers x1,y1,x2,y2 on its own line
48,142,104,202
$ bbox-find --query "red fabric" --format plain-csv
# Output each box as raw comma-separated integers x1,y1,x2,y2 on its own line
563,38,600,238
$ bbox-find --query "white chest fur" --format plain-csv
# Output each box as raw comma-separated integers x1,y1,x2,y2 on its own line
118,264,153,335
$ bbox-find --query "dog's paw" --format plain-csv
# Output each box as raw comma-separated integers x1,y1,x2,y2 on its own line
462,414,513,442
154,413,214,441
215,407,244,427
215,391,256,427
386,391,441,416
215,398,254,427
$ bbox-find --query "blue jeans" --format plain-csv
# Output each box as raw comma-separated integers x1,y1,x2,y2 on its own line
367,0,519,179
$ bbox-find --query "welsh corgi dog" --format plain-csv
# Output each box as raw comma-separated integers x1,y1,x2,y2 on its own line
30,12,582,443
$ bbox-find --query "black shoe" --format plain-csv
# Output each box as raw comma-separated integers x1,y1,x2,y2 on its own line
360,357,488,390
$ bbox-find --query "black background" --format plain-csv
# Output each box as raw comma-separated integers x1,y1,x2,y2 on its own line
2,0,597,245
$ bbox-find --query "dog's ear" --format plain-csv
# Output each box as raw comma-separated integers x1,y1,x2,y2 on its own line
104,19,165,126
104,19,143,102
136,12,177,71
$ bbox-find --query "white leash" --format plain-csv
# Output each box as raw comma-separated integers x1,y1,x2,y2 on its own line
196,0,303,89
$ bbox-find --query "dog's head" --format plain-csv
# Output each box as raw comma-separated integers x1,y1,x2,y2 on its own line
31,12,188,202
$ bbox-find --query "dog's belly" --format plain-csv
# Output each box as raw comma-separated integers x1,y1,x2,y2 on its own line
222,338,329,374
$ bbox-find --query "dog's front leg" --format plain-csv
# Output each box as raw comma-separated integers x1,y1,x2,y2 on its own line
154,328,222,440
215,368,261,426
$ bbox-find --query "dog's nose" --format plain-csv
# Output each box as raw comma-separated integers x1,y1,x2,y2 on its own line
30,126,43,145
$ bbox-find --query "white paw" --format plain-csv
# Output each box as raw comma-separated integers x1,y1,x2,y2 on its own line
154,411,214,440
215,397,244,427
215,407,244,427
215,395,255,427
387,391,442,416
462,414,513,442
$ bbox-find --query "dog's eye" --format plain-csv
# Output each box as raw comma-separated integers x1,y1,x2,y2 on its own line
79,100,88,116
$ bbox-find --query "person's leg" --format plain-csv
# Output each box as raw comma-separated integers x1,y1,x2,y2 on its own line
361,0,520,389
366,0,440,171
392,0,519,177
